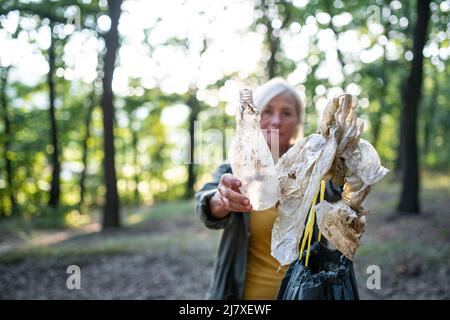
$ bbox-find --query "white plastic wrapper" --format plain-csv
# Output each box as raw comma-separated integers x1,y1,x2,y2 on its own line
228,91,389,265
271,133,337,265
342,139,390,214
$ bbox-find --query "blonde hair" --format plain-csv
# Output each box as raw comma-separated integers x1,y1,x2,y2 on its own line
253,77,305,142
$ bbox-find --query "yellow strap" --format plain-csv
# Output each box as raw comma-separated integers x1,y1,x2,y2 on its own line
299,180,327,267
320,180,326,202
299,217,311,260
317,180,326,242
305,207,315,266
299,186,320,266
299,192,316,259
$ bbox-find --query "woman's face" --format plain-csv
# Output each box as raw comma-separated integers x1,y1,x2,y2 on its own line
260,91,299,155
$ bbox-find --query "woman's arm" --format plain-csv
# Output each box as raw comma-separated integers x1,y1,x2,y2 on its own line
208,191,230,219
195,164,252,229
195,164,232,230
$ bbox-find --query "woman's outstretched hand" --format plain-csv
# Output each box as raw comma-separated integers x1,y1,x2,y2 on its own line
209,173,253,219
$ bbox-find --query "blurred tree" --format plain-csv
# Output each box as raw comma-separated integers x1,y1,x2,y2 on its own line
419,2,449,171
185,38,209,199
46,20,60,208
101,0,122,228
185,89,200,199
423,75,438,157
0,2,64,209
79,89,97,209
397,0,431,214
260,0,281,79
254,0,296,80
0,64,17,216
120,92,142,205
0,0,102,213
395,0,414,177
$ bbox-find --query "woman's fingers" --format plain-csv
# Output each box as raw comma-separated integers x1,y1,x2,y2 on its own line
221,174,242,190
219,174,252,211
222,197,253,212
218,184,249,205
232,179,242,190
221,174,245,197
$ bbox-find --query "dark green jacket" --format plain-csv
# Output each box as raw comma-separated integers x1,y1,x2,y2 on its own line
195,163,342,300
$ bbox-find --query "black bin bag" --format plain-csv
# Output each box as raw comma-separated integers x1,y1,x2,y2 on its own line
276,241,360,300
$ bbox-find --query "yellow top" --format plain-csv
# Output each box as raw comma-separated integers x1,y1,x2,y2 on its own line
243,206,290,300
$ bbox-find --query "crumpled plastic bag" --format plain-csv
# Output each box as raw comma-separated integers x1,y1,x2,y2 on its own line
315,200,366,260
271,133,337,265
313,137,389,259
228,91,389,266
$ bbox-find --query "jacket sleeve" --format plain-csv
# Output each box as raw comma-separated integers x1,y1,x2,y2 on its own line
195,164,233,230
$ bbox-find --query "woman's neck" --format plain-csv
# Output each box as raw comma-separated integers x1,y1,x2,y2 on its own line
280,144,292,157
271,144,292,164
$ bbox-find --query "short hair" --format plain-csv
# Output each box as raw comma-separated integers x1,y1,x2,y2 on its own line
253,77,305,140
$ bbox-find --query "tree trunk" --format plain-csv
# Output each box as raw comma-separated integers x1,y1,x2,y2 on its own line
372,21,392,150
423,80,438,156
259,0,278,79
185,93,198,199
394,82,406,180
397,0,431,215
131,127,140,204
79,90,96,208
101,0,122,228
47,28,60,208
267,23,277,79
1,66,17,216
395,0,414,179
371,71,387,150
325,0,348,88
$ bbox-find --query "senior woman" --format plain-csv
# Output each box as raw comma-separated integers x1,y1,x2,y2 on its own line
195,77,342,300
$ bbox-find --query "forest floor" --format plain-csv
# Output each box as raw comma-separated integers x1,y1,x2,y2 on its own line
0,173,449,300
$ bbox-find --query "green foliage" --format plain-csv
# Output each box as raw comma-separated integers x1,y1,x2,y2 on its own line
0,0,448,225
